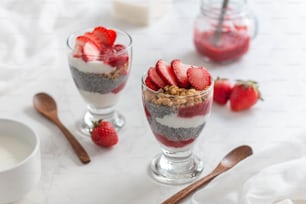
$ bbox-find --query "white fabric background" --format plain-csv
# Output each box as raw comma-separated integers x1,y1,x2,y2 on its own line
0,0,109,94
1,0,306,203
192,134,306,204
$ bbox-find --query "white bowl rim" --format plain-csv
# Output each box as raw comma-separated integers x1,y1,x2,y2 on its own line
0,118,40,173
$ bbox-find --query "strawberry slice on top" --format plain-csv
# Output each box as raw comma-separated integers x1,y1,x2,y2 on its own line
156,59,178,86
171,59,191,88
187,67,211,90
82,42,101,62
84,32,105,49
73,37,85,58
108,44,129,69
93,26,117,46
73,26,120,63
144,75,160,91
148,67,166,88
74,36,100,62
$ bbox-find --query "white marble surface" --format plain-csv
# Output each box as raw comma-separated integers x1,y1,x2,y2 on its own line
1,0,306,203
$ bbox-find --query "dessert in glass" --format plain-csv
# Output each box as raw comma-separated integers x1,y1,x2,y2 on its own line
142,59,213,184
194,0,257,63
67,26,132,134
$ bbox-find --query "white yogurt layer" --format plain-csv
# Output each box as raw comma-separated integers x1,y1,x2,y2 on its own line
68,54,115,74
0,135,32,171
79,90,120,108
156,113,206,128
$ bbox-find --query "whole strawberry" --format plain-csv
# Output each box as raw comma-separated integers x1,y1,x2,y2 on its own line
230,80,262,111
213,77,232,105
91,120,118,147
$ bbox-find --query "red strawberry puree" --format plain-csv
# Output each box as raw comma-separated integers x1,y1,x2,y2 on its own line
154,133,195,148
194,29,250,62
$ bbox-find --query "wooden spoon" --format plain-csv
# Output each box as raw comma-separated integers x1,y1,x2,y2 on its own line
162,145,253,204
33,92,91,164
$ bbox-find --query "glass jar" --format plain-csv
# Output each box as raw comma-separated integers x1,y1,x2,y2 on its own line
193,0,257,63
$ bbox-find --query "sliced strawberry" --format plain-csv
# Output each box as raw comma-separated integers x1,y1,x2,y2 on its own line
73,36,87,58
156,59,178,86
112,44,126,52
82,40,100,62
108,55,128,67
93,26,117,46
171,59,191,88
148,67,166,88
187,67,211,90
99,46,113,62
111,80,127,94
107,29,117,45
108,44,129,69
144,75,159,91
84,32,104,49
178,101,211,118
74,36,101,61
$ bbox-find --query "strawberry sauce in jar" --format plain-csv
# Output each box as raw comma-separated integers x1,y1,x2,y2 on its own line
194,0,257,63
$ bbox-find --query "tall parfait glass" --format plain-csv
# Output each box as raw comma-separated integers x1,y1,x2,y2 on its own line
142,75,213,184
67,27,132,134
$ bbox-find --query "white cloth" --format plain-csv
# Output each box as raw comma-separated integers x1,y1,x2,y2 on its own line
0,0,101,94
192,134,306,204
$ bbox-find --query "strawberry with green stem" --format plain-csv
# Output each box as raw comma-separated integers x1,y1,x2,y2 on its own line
90,120,118,147
230,80,262,111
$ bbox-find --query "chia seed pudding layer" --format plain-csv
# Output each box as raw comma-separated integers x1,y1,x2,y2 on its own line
145,103,176,118
70,65,128,94
148,117,205,142
143,85,212,148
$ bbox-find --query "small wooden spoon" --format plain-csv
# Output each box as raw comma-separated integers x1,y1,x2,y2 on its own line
33,92,91,164
162,145,253,204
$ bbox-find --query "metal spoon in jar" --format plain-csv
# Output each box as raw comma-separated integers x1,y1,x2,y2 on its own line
211,0,229,46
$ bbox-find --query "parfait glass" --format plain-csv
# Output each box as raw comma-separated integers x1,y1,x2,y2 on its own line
67,28,132,135
141,75,213,184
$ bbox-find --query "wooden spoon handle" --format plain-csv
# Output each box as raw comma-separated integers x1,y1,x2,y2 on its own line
54,120,91,164
162,172,220,204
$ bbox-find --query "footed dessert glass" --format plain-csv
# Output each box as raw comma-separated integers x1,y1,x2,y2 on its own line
67,28,132,134
142,75,213,184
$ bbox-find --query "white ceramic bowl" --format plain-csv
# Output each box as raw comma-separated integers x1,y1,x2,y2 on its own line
0,119,41,203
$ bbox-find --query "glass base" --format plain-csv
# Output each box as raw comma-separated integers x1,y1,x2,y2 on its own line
78,105,125,135
149,152,204,185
